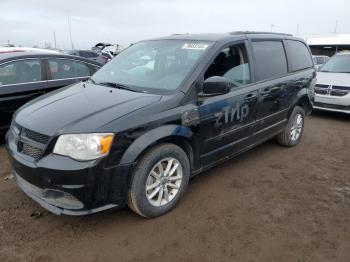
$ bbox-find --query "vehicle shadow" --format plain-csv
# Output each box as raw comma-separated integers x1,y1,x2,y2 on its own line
0,133,5,145
44,139,280,225
311,110,350,121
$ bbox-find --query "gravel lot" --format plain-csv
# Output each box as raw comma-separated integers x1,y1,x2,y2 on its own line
0,111,349,262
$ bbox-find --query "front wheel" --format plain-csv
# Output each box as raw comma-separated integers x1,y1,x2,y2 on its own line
127,143,190,218
276,106,305,147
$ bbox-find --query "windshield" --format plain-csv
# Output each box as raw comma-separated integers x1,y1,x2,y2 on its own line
91,40,212,93
320,55,350,73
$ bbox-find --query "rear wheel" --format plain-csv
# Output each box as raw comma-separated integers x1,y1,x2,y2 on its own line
127,143,190,218
276,106,305,147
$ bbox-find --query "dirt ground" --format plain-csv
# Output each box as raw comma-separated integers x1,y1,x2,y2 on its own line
0,111,349,262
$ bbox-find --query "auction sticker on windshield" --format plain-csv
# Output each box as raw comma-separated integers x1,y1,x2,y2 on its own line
182,43,209,50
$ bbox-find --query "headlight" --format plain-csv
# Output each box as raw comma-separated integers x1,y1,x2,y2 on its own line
53,133,114,161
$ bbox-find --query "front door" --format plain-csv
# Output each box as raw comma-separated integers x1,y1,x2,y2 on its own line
198,43,258,166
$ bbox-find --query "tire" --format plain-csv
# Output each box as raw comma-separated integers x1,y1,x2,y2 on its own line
127,143,190,218
276,106,305,147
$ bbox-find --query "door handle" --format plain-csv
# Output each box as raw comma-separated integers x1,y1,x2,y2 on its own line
244,94,257,101
261,86,281,95
270,86,281,93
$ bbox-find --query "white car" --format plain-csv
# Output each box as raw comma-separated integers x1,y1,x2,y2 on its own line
313,52,350,114
0,47,58,54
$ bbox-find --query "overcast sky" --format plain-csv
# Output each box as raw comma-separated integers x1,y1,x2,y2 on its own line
1,0,349,49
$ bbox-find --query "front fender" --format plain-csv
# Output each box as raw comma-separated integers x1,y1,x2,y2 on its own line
119,124,195,165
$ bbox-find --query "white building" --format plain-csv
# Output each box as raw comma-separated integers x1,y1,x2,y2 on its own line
303,34,350,56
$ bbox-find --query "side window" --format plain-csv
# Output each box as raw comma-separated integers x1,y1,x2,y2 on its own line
316,57,324,65
0,59,42,86
204,44,251,87
90,65,100,74
285,40,313,71
74,61,91,77
49,59,91,80
251,41,287,81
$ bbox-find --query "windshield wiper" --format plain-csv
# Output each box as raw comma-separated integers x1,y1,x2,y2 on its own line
87,77,97,84
97,82,138,92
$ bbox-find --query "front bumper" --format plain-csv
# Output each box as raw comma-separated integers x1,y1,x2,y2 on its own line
6,134,133,216
15,172,118,215
313,94,350,114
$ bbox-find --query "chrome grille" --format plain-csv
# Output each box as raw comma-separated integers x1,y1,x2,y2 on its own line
315,89,327,95
315,84,350,97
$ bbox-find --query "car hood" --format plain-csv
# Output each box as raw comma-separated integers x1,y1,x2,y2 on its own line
317,72,350,86
15,82,161,136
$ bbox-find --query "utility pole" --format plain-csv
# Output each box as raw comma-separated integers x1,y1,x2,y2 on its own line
296,24,300,35
53,31,57,50
67,15,74,49
270,24,275,32
334,20,338,34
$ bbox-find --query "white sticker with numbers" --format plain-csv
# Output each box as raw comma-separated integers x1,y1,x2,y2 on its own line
182,43,209,50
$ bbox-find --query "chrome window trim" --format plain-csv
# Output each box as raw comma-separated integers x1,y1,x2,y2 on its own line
47,76,89,82
0,80,47,87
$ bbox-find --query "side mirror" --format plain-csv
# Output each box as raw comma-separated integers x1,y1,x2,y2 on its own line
202,76,230,96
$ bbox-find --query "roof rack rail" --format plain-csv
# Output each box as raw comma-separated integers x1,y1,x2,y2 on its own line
229,31,293,36
170,33,189,36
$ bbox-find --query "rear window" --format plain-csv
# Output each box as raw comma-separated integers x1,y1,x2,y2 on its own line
251,41,288,81
286,40,313,71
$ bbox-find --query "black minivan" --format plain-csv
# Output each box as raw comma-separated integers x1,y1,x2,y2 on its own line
6,32,315,218
0,52,102,131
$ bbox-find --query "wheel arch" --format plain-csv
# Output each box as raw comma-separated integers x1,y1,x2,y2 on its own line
119,125,198,170
289,91,313,118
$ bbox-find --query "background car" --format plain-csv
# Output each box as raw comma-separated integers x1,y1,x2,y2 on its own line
64,49,112,64
313,52,350,114
0,51,102,131
312,55,329,70
92,43,124,57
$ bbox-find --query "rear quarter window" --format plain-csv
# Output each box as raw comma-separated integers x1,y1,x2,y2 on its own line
251,41,288,81
285,40,313,71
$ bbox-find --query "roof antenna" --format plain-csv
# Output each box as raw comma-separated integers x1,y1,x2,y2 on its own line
334,20,338,34
67,15,74,49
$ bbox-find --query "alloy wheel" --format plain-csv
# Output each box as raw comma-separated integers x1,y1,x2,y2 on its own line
290,113,303,141
145,157,183,207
